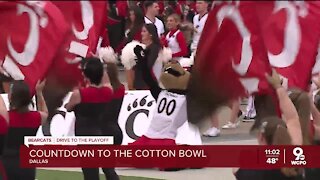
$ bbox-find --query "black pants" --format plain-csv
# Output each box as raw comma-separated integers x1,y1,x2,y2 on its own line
2,156,35,180
0,136,4,156
102,124,123,145
82,168,119,180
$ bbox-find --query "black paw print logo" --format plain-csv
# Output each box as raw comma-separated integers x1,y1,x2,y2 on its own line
125,95,154,140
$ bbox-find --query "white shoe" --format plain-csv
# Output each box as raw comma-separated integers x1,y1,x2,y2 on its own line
222,121,240,129
242,116,256,122
203,127,220,137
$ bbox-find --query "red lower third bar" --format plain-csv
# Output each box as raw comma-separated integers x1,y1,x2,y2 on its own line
19,145,320,168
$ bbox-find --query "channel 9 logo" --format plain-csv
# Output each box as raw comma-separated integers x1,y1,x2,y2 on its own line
291,147,306,165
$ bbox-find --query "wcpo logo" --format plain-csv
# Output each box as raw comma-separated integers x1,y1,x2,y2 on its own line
291,147,306,165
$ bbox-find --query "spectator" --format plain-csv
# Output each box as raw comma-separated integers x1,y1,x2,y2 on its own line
107,1,128,50
235,70,303,180
308,90,320,179
163,1,183,19
181,0,196,23
117,5,144,90
163,13,188,60
179,1,196,49
190,0,209,53
2,80,48,180
144,1,165,37
134,24,162,90
125,6,144,43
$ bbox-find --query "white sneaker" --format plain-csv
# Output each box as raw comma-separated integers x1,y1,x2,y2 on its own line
222,121,240,129
203,127,221,137
242,116,256,122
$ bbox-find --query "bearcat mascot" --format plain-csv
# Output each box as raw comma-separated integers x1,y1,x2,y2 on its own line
130,45,190,146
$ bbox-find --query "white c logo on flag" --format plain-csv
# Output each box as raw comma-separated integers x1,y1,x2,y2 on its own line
217,5,253,76
72,1,94,40
7,4,40,66
216,5,259,94
268,1,304,68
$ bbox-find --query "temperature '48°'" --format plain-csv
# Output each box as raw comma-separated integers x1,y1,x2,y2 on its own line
266,157,279,164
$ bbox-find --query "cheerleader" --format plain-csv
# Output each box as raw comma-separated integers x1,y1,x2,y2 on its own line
134,24,162,90
2,80,48,180
162,13,188,61
117,5,144,90
65,58,119,180
99,47,125,146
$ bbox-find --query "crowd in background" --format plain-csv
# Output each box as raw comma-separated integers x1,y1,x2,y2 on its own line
106,0,210,89
105,0,248,138
0,1,319,180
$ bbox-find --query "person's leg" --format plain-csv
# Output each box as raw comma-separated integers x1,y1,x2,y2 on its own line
203,112,220,137
125,69,135,90
82,168,100,180
2,156,34,180
20,168,36,180
102,168,119,180
243,96,256,122
250,94,278,132
222,99,241,129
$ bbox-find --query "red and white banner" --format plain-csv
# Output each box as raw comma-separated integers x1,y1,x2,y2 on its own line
195,2,272,99
193,1,320,99
26,91,202,146
257,1,320,90
50,1,108,86
20,145,320,168
0,1,69,93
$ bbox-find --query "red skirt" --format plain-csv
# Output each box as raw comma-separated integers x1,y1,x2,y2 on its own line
129,135,176,146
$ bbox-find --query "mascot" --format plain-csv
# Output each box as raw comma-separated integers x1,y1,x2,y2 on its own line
130,45,191,146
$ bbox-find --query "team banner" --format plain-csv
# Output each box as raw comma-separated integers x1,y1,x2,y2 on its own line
117,91,202,145
20,145,320,168
0,1,69,93
0,91,202,145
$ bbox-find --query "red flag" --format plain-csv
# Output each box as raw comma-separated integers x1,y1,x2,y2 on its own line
257,1,320,91
187,2,274,124
49,1,108,87
195,2,272,97
0,1,69,93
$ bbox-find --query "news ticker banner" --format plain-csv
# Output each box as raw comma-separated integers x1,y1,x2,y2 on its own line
20,137,320,168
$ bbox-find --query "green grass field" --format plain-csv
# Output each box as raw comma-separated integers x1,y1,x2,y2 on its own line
36,169,163,180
